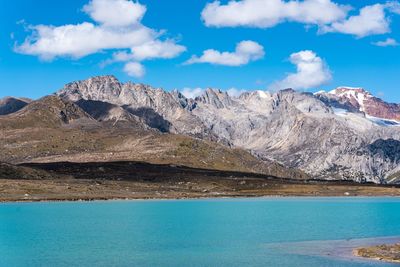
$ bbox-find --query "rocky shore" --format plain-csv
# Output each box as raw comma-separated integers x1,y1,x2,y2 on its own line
354,243,400,264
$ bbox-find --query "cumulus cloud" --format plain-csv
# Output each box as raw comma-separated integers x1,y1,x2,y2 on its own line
201,0,400,38
82,0,146,27
185,40,264,66
372,37,399,46
123,62,145,78
111,40,186,62
201,0,350,28
270,50,331,90
322,4,390,38
15,22,153,60
180,87,205,99
15,0,185,76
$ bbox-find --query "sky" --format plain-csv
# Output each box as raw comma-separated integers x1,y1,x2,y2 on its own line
0,0,399,102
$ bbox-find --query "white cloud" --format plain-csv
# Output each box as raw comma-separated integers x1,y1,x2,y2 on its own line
201,0,400,38
123,61,145,78
270,50,331,90
110,40,186,62
180,87,205,99
15,0,185,76
322,4,390,38
372,37,399,46
226,88,248,97
386,1,400,14
185,40,264,66
82,0,146,27
201,0,350,28
15,22,154,60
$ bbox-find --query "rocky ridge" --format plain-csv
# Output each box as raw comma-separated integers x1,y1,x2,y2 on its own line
53,76,400,183
0,97,31,115
0,92,308,180
2,75,400,183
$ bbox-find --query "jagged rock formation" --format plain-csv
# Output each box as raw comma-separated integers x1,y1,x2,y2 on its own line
190,89,400,183
54,76,400,183
57,76,213,138
53,76,400,183
3,76,400,183
0,92,307,180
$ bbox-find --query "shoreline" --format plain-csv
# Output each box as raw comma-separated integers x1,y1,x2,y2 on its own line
2,193,400,204
353,243,400,264
2,161,400,203
264,236,400,265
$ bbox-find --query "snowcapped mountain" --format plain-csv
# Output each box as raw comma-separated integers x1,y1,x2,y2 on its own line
315,87,400,124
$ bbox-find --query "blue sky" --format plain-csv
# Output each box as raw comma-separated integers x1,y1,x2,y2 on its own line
0,0,399,102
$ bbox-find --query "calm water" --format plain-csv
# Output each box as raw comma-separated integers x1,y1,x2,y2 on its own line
1,198,400,267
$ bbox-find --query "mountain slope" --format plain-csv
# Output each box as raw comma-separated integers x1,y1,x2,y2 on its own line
57,76,214,138
191,88,400,183
0,95,96,129
0,97,31,115
0,94,307,180
55,76,400,183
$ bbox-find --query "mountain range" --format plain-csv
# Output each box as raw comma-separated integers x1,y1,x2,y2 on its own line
1,75,399,184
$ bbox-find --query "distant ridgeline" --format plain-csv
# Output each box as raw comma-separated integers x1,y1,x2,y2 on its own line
1,75,400,184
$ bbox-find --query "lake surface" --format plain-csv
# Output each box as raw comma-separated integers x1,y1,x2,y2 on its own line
1,197,400,267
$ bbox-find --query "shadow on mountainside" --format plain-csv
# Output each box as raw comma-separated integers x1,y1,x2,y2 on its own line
75,99,116,120
123,106,172,132
368,139,400,162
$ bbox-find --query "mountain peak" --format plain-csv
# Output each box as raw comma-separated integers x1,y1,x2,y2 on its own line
1,95,93,128
86,75,120,83
58,75,123,102
279,88,296,94
329,87,372,98
316,86,400,122
0,96,31,115
196,88,233,108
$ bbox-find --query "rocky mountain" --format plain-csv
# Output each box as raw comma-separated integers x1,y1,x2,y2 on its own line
57,76,213,138
315,87,400,125
2,75,399,184
0,95,95,129
0,97,31,115
0,92,307,180
53,76,400,183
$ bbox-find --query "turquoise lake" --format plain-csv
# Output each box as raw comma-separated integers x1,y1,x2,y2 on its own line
1,197,400,267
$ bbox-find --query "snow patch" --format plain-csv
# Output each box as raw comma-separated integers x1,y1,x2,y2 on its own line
328,87,373,112
257,90,269,99
366,115,400,127
332,108,399,127
332,108,348,116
